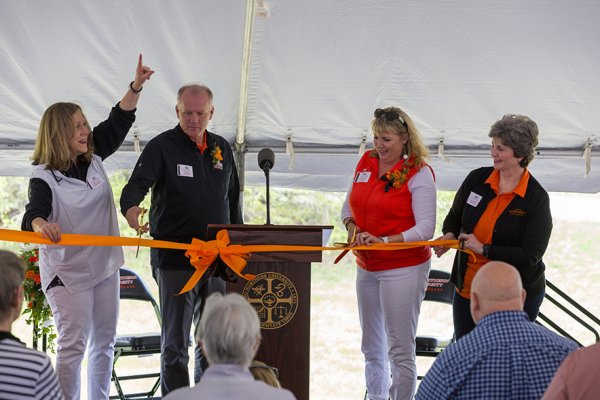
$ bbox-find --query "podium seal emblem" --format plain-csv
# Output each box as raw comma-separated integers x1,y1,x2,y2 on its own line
242,272,298,330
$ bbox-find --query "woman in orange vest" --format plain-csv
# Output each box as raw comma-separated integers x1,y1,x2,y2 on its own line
341,107,436,400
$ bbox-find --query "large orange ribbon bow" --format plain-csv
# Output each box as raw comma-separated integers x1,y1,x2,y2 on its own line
181,230,253,294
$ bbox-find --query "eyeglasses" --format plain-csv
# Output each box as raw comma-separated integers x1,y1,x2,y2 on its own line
374,108,406,125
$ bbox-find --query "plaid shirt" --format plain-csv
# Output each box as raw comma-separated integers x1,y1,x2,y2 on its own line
416,311,578,400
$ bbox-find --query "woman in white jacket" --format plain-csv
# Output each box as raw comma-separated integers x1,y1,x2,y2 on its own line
21,55,154,400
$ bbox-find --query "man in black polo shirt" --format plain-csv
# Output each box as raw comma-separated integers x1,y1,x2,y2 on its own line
120,83,243,396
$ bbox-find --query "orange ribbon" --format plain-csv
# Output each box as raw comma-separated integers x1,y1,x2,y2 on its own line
181,230,253,294
0,228,473,295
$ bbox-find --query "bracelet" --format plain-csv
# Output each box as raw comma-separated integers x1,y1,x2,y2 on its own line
344,218,355,231
129,81,143,94
380,236,389,243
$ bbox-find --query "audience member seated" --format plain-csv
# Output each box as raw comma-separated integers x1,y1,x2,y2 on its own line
0,249,64,399
543,341,600,399
415,261,579,400
249,360,282,388
164,293,296,400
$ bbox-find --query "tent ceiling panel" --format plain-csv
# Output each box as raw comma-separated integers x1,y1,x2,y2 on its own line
1,0,599,192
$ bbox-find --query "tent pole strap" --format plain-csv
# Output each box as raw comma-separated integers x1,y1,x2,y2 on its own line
235,0,256,148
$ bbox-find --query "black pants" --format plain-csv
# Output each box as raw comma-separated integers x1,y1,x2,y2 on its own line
153,267,225,397
452,287,545,340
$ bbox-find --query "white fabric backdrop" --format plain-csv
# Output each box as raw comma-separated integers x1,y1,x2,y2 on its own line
1,0,599,192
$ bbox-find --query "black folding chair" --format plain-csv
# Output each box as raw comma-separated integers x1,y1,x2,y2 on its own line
110,267,162,400
416,269,455,378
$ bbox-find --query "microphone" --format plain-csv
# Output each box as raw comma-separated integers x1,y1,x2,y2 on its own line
258,148,275,171
257,148,275,224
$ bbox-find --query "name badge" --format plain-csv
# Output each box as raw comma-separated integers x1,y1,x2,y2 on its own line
177,164,194,178
355,170,371,183
87,174,104,189
466,191,482,207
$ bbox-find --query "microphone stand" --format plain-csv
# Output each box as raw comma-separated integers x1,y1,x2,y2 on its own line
263,165,271,225
258,147,275,225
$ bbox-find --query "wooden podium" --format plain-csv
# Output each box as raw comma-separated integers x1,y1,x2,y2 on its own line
207,224,333,400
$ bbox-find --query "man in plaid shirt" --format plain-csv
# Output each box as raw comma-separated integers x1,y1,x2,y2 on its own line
416,261,578,400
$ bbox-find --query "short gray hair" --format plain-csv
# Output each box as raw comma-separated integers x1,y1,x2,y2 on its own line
0,250,26,321
197,292,261,367
488,114,539,168
177,83,213,103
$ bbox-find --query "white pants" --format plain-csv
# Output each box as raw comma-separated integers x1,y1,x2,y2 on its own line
357,261,430,400
45,271,119,400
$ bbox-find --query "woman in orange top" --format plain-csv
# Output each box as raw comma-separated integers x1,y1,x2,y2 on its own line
434,114,552,339
341,107,436,400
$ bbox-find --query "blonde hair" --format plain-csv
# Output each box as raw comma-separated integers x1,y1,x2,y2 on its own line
249,360,281,388
371,106,429,169
32,102,94,170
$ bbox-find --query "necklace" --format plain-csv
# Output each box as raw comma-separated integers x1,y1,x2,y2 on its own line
378,157,403,177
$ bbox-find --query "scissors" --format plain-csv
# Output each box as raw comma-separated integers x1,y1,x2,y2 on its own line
135,208,147,258
334,227,357,264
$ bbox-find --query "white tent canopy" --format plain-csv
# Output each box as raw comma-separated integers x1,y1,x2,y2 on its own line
1,0,599,192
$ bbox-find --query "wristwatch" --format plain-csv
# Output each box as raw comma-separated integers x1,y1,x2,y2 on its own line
482,244,491,258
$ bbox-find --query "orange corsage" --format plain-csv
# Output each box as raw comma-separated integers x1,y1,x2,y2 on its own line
211,144,224,170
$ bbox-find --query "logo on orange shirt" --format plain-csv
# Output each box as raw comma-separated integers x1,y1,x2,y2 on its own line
509,208,526,217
